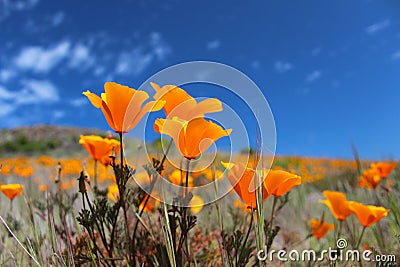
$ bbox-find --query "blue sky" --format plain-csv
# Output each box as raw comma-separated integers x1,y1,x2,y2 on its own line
0,0,399,159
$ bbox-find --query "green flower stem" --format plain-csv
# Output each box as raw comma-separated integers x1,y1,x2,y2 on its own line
93,159,98,189
269,196,277,235
355,226,366,249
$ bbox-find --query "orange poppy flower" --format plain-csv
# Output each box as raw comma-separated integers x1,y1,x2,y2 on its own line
139,199,154,212
107,183,119,202
358,162,396,189
263,170,301,197
358,168,381,189
151,82,222,120
348,201,390,227
79,135,121,166
222,162,268,209
203,169,224,181
39,184,48,192
234,199,252,214
169,169,194,187
319,191,352,221
370,162,396,178
189,195,204,214
139,194,160,213
83,82,165,133
155,117,231,159
309,219,335,239
0,184,23,200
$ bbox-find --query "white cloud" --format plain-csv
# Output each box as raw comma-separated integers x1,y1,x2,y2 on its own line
366,19,391,34
69,43,93,69
116,48,153,75
0,0,39,21
391,50,400,60
0,85,17,100
311,46,322,56
0,68,16,82
115,32,171,76
150,32,171,60
207,40,221,50
53,110,65,119
94,66,106,76
306,70,321,82
51,11,64,27
0,81,58,118
274,61,293,74
0,101,16,116
14,41,71,73
70,97,87,107
17,79,59,104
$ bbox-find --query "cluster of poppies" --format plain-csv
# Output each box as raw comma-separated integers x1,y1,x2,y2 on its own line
312,190,390,244
82,82,304,212
358,162,396,189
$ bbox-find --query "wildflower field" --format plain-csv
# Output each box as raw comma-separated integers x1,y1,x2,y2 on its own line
0,82,398,267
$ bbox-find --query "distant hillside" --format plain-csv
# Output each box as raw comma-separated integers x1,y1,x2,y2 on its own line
0,125,109,157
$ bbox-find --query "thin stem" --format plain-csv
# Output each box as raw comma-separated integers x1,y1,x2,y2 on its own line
336,220,343,241
0,215,41,266
119,132,124,176
184,158,190,200
184,159,190,262
269,196,277,234
238,210,254,264
355,226,366,249
138,138,173,219
118,133,133,265
131,138,174,266
94,160,98,189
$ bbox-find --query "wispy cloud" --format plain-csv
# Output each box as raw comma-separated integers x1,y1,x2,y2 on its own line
51,11,65,27
116,48,153,75
207,40,221,50
14,41,71,73
70,97,87,107
53,110,65,120
274,61,293,74
365,19,391,34
150,32,171,60
0,0,39,21
69,43,94,69
18,79,60,104
391,50,400,60
311,46,322,56
0,68,16,82
306,70,321,82
115,32,171,76
0,79,59,119
0,85,17,100
0,101,16,116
